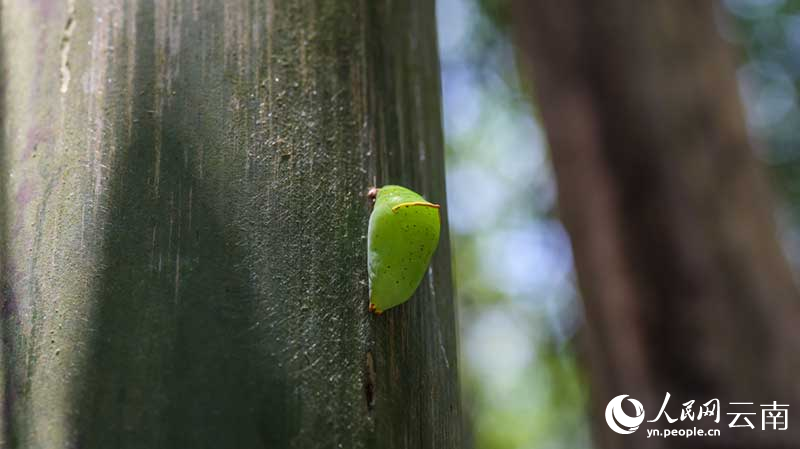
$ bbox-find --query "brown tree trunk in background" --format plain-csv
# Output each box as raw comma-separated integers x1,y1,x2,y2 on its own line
514,2,800,449
0,1,460,448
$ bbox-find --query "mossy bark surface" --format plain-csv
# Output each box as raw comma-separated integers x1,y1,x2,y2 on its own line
0,1,460,448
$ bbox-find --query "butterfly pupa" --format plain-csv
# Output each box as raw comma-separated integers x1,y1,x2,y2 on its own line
367,185,441,314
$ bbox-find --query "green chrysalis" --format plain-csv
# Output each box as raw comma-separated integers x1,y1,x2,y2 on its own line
367,185,441,314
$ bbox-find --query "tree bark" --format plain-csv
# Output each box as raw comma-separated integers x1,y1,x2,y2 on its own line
514,2,800,448
0,1,461,448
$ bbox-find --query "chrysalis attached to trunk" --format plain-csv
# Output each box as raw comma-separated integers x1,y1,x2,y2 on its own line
367,185,441,314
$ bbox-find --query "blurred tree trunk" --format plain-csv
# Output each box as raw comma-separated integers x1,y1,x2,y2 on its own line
514,2,800,448
0,1,461,448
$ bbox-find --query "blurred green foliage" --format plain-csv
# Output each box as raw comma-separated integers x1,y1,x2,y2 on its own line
722,0,800,258
439,1,800,448
437,0,590,448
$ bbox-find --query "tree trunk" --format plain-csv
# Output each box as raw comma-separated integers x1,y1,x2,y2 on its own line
0,1,461,448
514,2,800,448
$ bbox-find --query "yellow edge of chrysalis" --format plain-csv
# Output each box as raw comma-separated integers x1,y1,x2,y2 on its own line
390,201,441,213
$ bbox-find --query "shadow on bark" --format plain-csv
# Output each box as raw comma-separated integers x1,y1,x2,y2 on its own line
0,4,20,447
66,8,294,449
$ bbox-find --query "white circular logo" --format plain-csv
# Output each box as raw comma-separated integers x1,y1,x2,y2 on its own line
605,394,645,434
